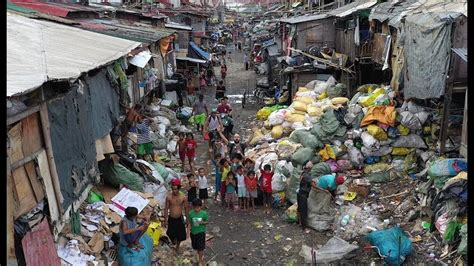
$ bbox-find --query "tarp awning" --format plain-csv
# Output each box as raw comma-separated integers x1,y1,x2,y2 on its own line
279,13,329,24
187,41,211,61
328,0,378,18
129,50,152,68
7,12,140,96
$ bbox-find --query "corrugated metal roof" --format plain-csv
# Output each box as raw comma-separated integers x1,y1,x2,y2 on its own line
370,0,467,27
328,0,378,18
78,19,176,43
6,2,37,14
279,13,329,24
452,48,467,62
165,22,193,31
11,1,71,17
7,12,140,97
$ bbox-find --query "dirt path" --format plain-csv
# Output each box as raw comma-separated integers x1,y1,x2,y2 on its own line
188,46,337,265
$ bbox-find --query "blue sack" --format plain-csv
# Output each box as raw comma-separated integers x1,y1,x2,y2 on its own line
118,234,154,266
367,227,413,265
364,156,381,165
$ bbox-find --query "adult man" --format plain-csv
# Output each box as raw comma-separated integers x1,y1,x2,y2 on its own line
297,161,315,229
217,98,232,115
204,109,225,149
192,94,209,132
164,178,188,254
228,134,246,158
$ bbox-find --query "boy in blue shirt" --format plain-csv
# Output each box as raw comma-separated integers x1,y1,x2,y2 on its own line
315,174,345,197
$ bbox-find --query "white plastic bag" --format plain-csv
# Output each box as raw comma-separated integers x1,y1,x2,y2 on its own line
268,110,286,126
361,132,380,149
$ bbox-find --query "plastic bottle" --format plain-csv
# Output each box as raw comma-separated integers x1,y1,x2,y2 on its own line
341,215,350,226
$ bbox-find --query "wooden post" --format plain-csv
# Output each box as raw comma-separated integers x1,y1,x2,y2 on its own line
7,156,18,265
439,50,455,155
39,104,64,215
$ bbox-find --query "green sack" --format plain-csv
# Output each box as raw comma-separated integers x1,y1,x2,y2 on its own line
87,191,104,204
310,162,332,180
457,224,467,255
99,161,144,192
150,162,170,180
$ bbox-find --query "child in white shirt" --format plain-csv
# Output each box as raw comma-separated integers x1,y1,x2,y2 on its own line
197,168,209,209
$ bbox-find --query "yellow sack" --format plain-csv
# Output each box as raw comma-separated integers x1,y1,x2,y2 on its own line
319,144,336,161
292,110,306,115
295,96,314,105
286,202,298,222
250,128,264,145
146,221,162,246
392,147,412,156
298,87,309,92
285,113,305,122
331,97,349,105
256,107,272,120
364,163,391,174
292,101,308,112
307,106,323,117
263,121,272,130
359,88,385,107
271,125,284,139
317,92,328,100
397,124,410,136
367,124,388,140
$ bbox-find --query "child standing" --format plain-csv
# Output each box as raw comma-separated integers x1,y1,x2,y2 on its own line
225,172,237,210
212,154,222,202
245,170,258,210
259,163,274,214
187,199,209,266
186,173,198,208
185,133,197,173
235,166,247,211
220,158,231,205
197,168,209,209
176,132,187,172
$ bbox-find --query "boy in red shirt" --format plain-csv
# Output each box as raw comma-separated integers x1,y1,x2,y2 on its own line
245,170,258,210
175,132,187,172
185,133,197,173
259,162,274,214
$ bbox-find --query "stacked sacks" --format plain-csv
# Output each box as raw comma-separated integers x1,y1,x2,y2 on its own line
260,76,350,139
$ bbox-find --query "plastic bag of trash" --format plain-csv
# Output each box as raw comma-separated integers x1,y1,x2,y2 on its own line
457,224,467,255
311,162,332,178
327,83,346,98
99,161,144,192
256,153,279,171
143,182,168,209
299,237,358,264
364,163,391,174
150,162,169,180
307,189,336,231
154,116,171,128
268,110,286,125
399,111,422,131
118,234,153,266
150,132,168,150
275,160,294,178
347,146,364,167
361,132,380,149
257,107,273,120
344,104,363,127
276,140,302,158
427,158,467,177
271,125,284,139
286,167,302,204
167,140,177,153
367,227,413,265
291,147,317,166
392,134,427,149
290,130,322,149
361,146,392,157
271,172,286,192
286,202,298,222
367,124,388,140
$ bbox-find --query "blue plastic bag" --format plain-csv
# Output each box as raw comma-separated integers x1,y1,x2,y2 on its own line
387,127,400,139
118,234,154,266
428,159,467,177
364,156,381,165
367,227,413,265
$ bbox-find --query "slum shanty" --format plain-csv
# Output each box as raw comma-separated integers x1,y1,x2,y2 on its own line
6,0,468,265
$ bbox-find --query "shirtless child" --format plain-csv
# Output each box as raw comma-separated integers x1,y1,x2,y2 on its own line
164,178,189,254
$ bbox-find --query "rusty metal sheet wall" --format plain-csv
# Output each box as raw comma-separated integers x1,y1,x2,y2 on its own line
296,19,335,51
22,219,61,266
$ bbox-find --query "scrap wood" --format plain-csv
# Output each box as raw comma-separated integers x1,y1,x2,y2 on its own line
289,47,356,75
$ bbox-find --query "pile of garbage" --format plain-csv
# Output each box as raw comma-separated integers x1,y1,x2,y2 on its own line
244,76,468,264
53,100,202,265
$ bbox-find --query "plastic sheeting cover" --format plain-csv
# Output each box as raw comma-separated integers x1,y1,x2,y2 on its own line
7,12,140,96
402,12,463,99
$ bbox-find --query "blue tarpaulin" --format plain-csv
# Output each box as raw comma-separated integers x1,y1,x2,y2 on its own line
188,41,211,61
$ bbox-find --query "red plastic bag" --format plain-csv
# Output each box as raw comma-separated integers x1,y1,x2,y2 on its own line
204,132,210,141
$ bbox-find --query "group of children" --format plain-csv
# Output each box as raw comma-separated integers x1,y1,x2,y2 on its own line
176,132,198,173
211,153,275,214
